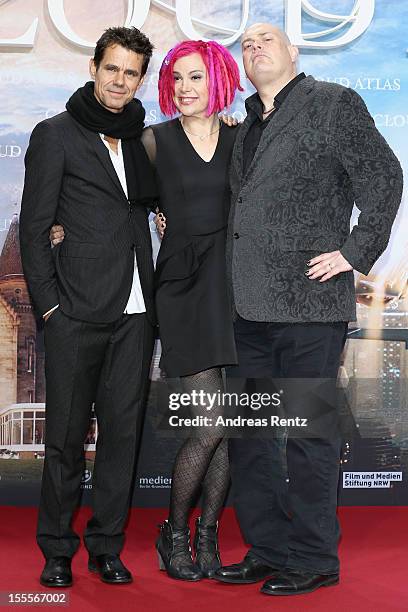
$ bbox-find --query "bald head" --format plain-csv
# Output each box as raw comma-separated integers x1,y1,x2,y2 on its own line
242,23,291,46
241,22,298,91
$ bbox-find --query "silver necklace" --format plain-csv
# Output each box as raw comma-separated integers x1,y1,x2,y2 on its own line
180,118,221,141
262,105,275,115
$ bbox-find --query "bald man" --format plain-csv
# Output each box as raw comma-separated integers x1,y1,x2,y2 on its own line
215,24,403,595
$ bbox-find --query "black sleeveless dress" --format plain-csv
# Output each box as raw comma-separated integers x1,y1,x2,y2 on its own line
151,119,238,377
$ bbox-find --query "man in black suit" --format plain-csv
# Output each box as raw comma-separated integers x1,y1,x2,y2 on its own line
20,27,157,587
214,23,403,595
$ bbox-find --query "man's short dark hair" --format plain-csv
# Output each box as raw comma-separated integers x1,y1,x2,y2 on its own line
94,26,154,77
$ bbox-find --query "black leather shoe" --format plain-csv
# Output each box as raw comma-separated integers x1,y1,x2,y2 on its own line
40,557,72,588
213,554,278,584
88,554,132,584
156,520,202,581
261,570,339,596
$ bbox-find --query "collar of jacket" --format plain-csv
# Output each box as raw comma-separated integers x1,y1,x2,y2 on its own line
233,75,317,189
245,72,307,119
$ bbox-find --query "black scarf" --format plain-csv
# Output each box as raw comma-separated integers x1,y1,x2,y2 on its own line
66,81,157,207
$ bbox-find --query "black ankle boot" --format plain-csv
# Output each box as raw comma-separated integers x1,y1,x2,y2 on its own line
156,520,203,581
193,517,221,578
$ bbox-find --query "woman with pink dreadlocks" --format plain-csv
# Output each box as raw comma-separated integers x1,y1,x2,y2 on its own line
142,40,243,581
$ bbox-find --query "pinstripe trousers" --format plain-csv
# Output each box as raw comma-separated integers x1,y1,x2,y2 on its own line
37,308,154,559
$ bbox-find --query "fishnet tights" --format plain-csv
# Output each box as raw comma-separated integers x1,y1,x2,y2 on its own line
169,368,230,538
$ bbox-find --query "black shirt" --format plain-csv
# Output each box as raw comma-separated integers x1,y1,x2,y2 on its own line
243,72,306,176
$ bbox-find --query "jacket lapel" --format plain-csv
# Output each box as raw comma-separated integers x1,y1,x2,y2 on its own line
232,107,256,183
73,120,128,201
239,76,316,188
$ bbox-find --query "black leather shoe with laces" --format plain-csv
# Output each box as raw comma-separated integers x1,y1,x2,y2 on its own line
40,557,72,588
260,570,339,596
88,554,132,584
214,554,278,584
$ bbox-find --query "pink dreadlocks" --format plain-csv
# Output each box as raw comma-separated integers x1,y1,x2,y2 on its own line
158,39,243,117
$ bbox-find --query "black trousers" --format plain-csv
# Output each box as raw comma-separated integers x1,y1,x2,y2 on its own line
228,316,348,575
38,309,154,559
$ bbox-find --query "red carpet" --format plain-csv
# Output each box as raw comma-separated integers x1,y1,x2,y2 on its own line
0,506,407,611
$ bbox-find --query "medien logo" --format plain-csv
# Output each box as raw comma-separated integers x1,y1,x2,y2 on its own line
139,475,172,489
81,469,92,489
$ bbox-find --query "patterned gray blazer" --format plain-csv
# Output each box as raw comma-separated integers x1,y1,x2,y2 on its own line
226,76,403,323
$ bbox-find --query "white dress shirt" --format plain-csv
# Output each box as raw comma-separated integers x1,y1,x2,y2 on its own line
43,135,146,318
100,135,146,314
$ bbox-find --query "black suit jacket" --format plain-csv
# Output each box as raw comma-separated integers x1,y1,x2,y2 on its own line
227,76,403,323
20,111,156,324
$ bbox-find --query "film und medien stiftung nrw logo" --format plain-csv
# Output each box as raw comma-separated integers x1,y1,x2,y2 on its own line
343,472,403,489
139,475,172,489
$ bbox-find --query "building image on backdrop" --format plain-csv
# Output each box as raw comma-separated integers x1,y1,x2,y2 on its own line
0,214,97,460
